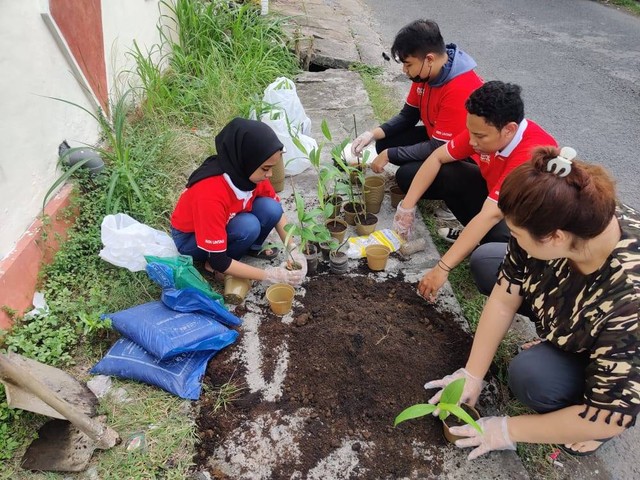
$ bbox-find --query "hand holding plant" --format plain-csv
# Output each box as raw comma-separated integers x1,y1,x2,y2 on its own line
287,244,308,277
424,368,485,411
394,377,482,434
450,416,516,460
264,266,304,286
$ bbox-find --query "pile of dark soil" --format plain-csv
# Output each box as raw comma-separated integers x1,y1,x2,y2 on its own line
196,272,473,479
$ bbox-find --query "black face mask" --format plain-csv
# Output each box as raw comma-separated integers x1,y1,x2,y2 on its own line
409,57,432,83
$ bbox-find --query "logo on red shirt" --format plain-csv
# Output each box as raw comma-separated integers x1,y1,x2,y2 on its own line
480,154,491,163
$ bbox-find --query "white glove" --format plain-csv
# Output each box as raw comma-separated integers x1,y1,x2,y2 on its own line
424,368,485,409
351,131,375,156
264,265,304,286
287,245,308,279
450,416,516,460
392,201,416,240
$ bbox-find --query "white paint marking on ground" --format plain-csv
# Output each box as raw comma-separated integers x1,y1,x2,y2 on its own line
302,440,374,480
209,408,311,479
239,310,289,402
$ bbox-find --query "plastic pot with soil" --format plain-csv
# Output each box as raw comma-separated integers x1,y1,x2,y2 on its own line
303,243,320,275
326,218,348,243
394,378,483,444
355,212,378,236
343,201,365,226
442,403,481,444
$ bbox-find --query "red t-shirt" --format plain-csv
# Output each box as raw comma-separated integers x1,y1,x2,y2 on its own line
405,70,483,142
170,176,278,252
446,119,557,202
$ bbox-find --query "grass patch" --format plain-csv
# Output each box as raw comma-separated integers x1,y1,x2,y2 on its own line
0,0,300,475
603,0,640,15
350,63,401,124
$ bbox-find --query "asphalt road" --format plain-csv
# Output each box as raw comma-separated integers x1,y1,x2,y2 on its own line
364,0,640,207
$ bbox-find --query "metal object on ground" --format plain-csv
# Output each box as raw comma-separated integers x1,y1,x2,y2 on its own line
0,352,120,472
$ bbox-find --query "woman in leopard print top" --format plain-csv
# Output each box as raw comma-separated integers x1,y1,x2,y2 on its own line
422,146,639,459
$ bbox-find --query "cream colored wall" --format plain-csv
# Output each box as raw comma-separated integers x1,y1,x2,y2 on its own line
0,0,172,260
102,0,174,94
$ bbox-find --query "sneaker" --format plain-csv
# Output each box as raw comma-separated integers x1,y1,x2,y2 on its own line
437,227,461,244
433,206,456,221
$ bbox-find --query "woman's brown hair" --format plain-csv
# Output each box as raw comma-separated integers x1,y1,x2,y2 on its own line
498,146,617,241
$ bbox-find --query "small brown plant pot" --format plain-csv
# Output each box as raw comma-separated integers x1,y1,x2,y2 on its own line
326,218,348,243
442,403,481,445
325,195,343,217
355,213,378,236
318,241,332,261
343,202,365,226
304,244,319,275
329,251,349,274
365,244,391,271
223,275,252,305
363,176,385,212
390,185,406,208
265,283,295,316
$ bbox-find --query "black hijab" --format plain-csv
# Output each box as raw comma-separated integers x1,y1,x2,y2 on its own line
186,118,284,191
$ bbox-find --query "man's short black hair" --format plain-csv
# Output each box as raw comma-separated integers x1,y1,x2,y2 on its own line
465,81,525,129
391,19,446,62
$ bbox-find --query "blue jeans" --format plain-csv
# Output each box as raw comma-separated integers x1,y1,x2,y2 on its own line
171,196,283,262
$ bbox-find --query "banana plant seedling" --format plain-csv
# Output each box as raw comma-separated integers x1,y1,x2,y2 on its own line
393,378,482,433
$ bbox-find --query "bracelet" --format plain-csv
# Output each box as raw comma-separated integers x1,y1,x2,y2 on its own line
437,259,452,273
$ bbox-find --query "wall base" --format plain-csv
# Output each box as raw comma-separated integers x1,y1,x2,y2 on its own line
0,184,76,330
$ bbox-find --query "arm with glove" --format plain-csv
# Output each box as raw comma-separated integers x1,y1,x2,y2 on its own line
422,280,522,459
392,144,454,240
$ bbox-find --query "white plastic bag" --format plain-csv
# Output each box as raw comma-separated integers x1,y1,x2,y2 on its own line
99,213,179,272
262,77,312,135
258,77,315,175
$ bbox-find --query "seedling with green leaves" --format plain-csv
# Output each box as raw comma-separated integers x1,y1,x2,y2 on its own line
393,378,482,434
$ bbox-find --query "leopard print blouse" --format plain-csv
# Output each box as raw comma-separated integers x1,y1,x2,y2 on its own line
498,204,640,426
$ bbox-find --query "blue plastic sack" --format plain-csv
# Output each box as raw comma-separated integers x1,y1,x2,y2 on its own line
161,288,241,327
146,262,176,289
91,338,216,399
103,301,238,360
144,255,224,302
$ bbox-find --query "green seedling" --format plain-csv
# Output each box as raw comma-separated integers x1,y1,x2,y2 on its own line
393,378,482,434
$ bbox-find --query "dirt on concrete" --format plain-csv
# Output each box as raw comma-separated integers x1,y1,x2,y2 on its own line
195,271,473,479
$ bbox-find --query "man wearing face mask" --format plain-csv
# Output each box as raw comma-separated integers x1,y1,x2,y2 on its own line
351,19,483,195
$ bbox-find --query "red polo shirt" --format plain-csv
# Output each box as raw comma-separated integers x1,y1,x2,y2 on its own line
406,70,483,142
446,119,557,202
170,176,278,252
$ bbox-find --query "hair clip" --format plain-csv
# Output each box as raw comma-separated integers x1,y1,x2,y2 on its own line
546,147,577,177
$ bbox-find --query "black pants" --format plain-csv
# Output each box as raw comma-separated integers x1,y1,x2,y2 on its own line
396,159,510,244
509,341,589,413
376,127,429,188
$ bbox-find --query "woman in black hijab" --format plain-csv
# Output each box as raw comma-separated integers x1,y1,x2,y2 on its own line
170,118,306,286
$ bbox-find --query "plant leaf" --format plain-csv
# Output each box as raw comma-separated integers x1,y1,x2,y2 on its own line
444,404,483,434
321,119,332,141
440,377,465,405
393,404,436,427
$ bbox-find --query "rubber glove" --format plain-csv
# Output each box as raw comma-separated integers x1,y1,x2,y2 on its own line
351,131,375,156
392,201,416,240
264,266,304,286
451,416,516,460
424,368,484,409
287,244,308,279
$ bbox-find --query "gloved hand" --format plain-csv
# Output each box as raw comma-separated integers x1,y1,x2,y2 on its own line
351,131,375,156
264,265,304,286
392,201,416,240
450,416,516,460
424,368,485,409
287,244,308,279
